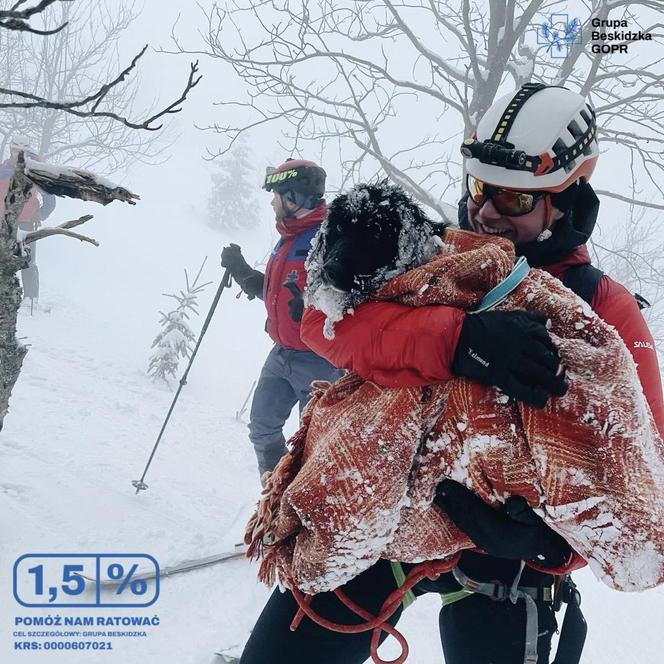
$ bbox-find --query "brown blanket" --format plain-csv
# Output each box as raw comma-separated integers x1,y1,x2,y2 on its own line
246,229,664,594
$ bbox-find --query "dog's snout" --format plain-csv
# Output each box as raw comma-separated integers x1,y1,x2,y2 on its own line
323,258,344,285
322,258,348,290
321,238,355,291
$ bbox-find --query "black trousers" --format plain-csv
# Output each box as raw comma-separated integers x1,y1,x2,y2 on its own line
439,592,557,664
240,559,557,664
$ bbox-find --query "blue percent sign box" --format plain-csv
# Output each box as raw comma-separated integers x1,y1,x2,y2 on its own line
13,554,160,608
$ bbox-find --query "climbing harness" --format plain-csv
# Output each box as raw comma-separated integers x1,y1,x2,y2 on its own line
288,559,455,664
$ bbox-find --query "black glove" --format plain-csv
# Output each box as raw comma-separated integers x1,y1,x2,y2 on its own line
436,479,572,568
221,244,251,277
452,310,567,408
221,244,264,300
284,282,304,322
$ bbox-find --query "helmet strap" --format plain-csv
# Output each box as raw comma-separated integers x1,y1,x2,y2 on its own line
284,189,320,214
550,181,580,216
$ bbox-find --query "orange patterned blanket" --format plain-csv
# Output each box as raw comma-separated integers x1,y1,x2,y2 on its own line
246,229,664,594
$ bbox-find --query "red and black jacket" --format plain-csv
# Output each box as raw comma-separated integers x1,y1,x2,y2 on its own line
262,203,327,350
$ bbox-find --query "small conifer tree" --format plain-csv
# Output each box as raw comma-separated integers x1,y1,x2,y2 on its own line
148,258,211,387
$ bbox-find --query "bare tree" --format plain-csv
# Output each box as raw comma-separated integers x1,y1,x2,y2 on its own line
169,0,663,220
0,152,138,429
0,0,200,428
0,0,69,35
0,0,203,170
0,0,201,136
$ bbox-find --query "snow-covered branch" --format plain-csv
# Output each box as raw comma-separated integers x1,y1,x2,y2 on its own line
0,152,140,429
24,158,139,206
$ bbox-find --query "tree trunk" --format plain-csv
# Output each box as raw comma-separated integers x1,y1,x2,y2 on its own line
0,153,33,431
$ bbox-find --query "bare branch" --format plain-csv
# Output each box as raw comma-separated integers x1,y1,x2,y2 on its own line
25,226,99,247
594,190,664,211
23,212,96,244
0,0,69,35
384,0,467,85
0,43,202,131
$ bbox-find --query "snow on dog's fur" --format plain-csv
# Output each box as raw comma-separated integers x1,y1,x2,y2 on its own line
305,180,445,338
246,181,664,595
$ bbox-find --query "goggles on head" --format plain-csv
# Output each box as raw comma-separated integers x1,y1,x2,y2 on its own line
263,165,301,192
466,174,548,217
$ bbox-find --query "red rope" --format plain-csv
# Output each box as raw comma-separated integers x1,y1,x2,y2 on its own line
288,558,458,664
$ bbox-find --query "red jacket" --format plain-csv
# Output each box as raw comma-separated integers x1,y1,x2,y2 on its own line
302,243,664,574
263,204,327,350
302,244,664,434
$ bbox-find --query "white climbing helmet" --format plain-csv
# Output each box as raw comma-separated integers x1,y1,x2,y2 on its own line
461,83,598,192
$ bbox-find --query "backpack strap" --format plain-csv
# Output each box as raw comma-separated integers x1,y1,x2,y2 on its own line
561,263,604,305
634,293,651,310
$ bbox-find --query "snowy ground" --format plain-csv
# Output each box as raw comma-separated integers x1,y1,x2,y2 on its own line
1,189,663,664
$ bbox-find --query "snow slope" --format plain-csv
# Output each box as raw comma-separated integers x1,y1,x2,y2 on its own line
1,188,663,663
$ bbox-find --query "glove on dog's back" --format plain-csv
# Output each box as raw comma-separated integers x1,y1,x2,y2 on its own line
452,310,567,408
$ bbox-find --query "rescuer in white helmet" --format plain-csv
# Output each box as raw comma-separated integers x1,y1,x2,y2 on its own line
287,83,663,664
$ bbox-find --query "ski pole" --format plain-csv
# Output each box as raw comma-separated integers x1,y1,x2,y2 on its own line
132,268,233,494
235,380,257,421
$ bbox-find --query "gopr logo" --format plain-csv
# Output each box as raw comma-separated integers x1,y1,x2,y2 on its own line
265,169,299,185
537,13,582,59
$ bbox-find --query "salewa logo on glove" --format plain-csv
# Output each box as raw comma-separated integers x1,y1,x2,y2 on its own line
468,348,490,367
634,340,655,350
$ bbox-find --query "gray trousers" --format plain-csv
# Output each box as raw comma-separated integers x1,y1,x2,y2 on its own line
21,241,39,300
248,345,341,477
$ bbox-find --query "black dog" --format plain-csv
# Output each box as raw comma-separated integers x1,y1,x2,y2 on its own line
306,181,447,332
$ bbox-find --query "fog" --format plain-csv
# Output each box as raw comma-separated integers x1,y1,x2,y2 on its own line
2,1,664,663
